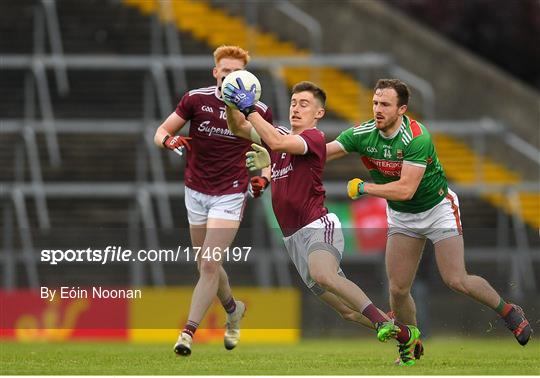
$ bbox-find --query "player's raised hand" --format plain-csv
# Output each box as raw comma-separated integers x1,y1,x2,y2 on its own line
246,143,270,171
347,178,366,200
163,135,191,156
248,176,269,198
223,78,256,117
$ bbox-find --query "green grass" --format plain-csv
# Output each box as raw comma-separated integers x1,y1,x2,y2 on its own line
1,338,539,375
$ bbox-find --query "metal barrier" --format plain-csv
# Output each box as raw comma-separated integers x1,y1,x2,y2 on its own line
2,54,435,119
275,0,322,54
151,0,188,94
41,0,69,95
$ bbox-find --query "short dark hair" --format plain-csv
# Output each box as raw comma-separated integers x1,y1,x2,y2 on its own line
374,79,410,106
291,81,326,107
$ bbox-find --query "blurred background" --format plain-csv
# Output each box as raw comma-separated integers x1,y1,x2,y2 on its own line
1,0,539,343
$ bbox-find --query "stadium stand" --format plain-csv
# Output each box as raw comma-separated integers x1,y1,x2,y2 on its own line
123,0,539,229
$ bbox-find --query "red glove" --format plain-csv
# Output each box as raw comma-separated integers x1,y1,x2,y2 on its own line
162,134,192,153
248,176,269,198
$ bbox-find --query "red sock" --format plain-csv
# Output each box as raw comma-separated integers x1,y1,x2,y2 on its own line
361,303,387,325
221,296,237,314
501,304,514,319
394,320,411,344
182,320,199,338
495,298,513,318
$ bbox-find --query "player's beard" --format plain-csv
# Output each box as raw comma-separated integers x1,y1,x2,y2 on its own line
377,114,400,133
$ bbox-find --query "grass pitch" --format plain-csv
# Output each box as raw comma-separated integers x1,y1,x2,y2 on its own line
1,337,538,375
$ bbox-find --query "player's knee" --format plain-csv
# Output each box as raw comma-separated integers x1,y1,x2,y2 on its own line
310,270,336,291
199,260,220,276
443,275,467,294
389,284,410,300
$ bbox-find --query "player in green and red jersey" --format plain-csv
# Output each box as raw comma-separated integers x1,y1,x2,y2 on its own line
326,79,532,365
336,114,447,214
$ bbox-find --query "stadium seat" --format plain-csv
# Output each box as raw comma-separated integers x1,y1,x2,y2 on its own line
122,0,538,229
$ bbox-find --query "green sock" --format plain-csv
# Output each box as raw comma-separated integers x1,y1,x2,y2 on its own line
494,298,507,314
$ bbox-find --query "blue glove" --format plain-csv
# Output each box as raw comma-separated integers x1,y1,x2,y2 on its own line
223,77,257,118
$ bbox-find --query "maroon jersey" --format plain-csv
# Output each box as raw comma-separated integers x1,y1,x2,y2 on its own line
175,86,273,195
267,127,328,236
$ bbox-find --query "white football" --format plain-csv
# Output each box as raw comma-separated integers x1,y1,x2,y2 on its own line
221,70,261,108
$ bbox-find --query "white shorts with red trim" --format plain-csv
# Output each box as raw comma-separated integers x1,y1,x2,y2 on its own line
387,188,463,244
282,213,345,295
184,186,247,225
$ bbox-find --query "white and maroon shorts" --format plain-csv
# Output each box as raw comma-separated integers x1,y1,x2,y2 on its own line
184,186,247,225
387,188,463,244
282,213,345,295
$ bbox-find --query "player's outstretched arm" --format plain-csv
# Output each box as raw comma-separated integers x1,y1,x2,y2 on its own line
247,112,306,154
223,79,304,154
326,141,348,161
225,106,262,143
350,163,425,201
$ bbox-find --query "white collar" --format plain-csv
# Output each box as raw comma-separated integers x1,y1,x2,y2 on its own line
379,116,404,139
379,126,400,140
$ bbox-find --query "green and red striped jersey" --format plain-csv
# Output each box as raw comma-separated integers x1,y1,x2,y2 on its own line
336,115,448,213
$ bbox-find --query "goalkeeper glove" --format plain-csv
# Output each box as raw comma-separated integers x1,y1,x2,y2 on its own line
163,134,191,156
347,178,366,200
248,176,269,198
222,78,257,118
245,143,271,171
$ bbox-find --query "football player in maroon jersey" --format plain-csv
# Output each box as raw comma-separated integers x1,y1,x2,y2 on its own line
154,46,273,356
